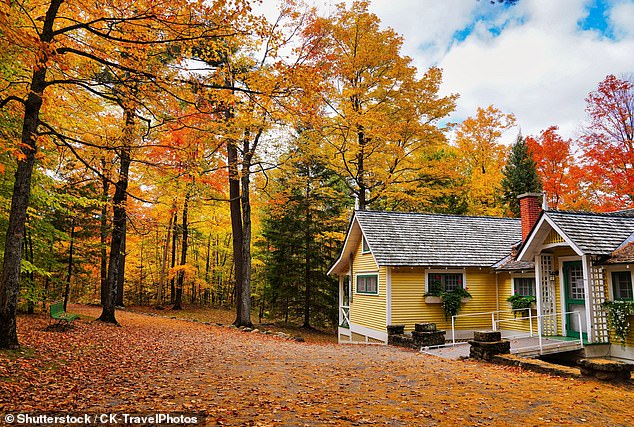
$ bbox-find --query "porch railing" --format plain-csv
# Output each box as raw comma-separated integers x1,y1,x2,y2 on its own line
339,305,350,329
450,309,584,356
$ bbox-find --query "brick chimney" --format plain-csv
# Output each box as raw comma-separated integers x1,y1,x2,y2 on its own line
518,193,542,242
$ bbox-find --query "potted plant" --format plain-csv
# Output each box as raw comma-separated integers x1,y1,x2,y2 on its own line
507,294,536,317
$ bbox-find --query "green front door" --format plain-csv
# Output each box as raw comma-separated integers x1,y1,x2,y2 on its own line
563,261,586,339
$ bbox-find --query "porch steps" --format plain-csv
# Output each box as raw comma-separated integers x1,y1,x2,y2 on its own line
508,337,583,358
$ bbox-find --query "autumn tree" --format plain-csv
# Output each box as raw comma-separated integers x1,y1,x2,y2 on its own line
579,74,634,210
0,0,250,347
501,135,541,216
525,126,588,210
300,1,457,210
455,105,515,216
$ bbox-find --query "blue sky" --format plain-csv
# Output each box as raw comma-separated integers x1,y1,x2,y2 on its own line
259,0,634,143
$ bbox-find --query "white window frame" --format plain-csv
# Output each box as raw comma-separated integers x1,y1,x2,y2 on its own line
355,272,379,295
511,274,537,297
361,236,371,254
425,269,467,293
606,268,634,301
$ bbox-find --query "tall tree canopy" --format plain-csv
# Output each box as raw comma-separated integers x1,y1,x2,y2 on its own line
526,126,588,210
580,74,634,210
455,105,515,216
299,0,457,210
501,135,542,217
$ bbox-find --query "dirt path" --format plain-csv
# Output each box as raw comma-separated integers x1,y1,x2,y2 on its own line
1,306,633,426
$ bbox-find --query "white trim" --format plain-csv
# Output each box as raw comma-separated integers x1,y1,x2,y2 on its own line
425,269,467,293
386,267,392,325
356,221,380,269
328,214,381,276
355,271,380,295
349,322,388,344
511,273,537,296
582,255,593,340
328,216,360,275
361,235,371,254
604,266,634,301
518,214,584,261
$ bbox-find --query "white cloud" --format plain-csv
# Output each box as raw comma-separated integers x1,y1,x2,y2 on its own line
257,0,634,143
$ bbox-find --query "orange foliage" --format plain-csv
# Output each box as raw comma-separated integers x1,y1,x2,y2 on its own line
2,306,634,426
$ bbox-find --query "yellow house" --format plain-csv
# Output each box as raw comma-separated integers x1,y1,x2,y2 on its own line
330,194,634,363
328,209,528,344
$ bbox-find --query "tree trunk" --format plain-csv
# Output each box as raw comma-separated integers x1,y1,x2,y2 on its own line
173,190,190,310
63,219,75,312
98,107,134,324
228,138,246,325
170,207,178,304
0,0,62,349
357,130,366,210
100,158,110,306
115,221,126,307
303,174,311,329
238,160,253,327
156,208,174,308
25,227,35,315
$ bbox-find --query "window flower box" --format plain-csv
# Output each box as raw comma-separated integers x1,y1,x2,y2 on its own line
425,296,470,304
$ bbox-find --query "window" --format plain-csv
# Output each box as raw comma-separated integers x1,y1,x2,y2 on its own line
513,277,536,297
356,274,378,294
427,272,464,293
611,271,633,300
362,236,370,253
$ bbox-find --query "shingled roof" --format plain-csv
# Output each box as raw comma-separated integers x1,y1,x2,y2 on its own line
544,211,634,255
355,210,521,268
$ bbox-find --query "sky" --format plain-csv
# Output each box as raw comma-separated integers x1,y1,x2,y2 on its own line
256,0,634,144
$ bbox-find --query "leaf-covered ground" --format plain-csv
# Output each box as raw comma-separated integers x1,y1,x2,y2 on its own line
1,306,633,426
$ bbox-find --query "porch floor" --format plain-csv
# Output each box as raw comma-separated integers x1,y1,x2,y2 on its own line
422,336,584,360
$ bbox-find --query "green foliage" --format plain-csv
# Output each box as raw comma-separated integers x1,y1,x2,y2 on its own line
426,287,472,319
507,294,536,316
602,300,634,344
501,135,542,216
260,148,352,328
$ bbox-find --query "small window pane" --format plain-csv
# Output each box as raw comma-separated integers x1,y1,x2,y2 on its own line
612,271,633,300
357,274,378,294
514,278,536,297
362,236,370,253
428,273,464,292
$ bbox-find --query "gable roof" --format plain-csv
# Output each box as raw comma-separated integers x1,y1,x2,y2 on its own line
518,210,634,260
330,210,521,271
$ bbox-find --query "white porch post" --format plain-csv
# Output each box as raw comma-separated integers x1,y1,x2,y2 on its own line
386,267,392,326
581,255,593,342
534,255,543,337
338,275,344,327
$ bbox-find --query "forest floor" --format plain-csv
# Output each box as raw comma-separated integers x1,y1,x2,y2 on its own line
1,305,633,426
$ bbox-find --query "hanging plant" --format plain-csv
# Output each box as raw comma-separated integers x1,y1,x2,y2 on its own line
439,288,472,320
601,300,634,344
507,294,536,317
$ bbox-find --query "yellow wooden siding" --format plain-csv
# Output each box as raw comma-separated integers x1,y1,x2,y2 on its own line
349,237,385,332
496,274,538,334
390,268,427,330
352,239,378,273
390,268,499,331
544,229,565,244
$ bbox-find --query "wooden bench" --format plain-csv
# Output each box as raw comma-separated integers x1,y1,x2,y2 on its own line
49,300,79,330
